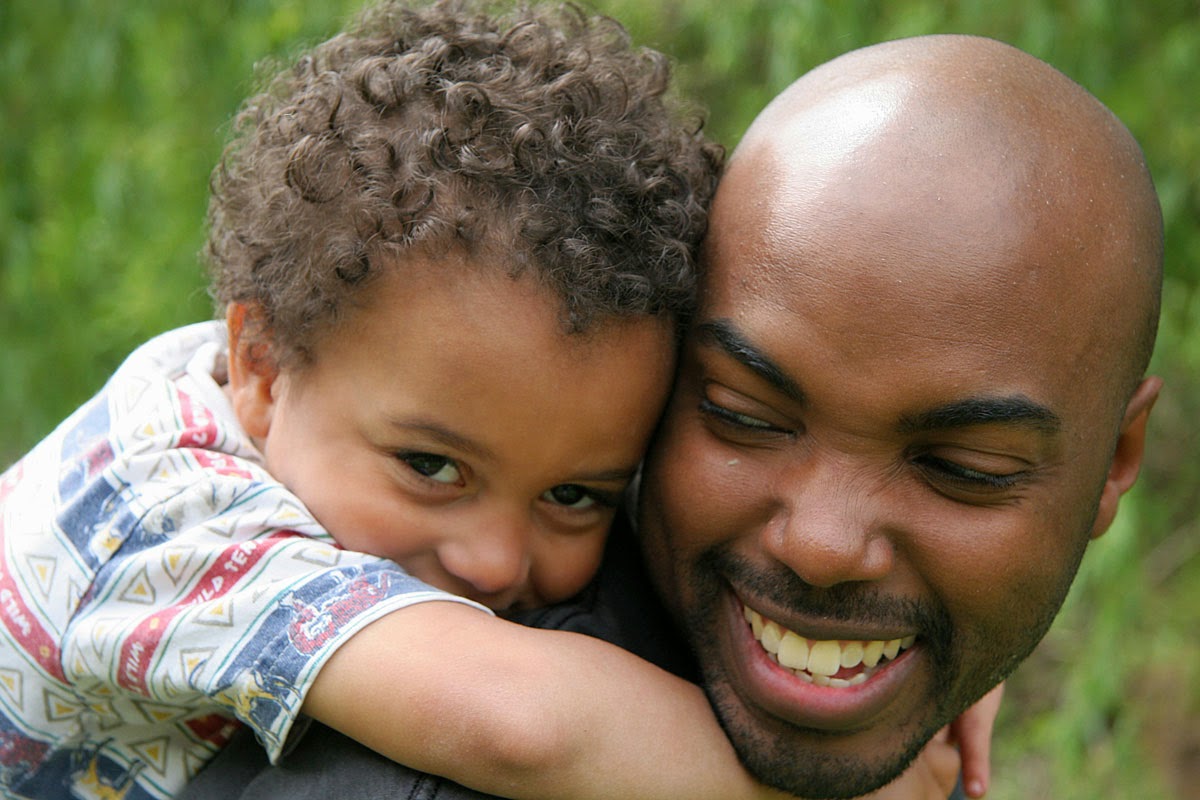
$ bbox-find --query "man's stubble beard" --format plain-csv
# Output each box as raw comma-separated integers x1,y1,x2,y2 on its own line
677,547,963,799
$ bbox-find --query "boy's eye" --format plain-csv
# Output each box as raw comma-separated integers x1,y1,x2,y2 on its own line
399,453,464,485
542,484,601,510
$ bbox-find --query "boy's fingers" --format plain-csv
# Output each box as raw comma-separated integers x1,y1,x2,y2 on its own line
950,682,1005,797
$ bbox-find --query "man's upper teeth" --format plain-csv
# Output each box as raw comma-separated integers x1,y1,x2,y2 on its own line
743,605,916,678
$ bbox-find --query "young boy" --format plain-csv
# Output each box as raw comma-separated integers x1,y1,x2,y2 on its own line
0,3,964,799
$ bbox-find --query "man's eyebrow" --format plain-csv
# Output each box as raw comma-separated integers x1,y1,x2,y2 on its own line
695,320,1060,435
899,396,1062,434
695,319,804,402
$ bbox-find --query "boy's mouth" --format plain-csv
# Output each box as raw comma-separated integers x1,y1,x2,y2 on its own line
743,604,916,687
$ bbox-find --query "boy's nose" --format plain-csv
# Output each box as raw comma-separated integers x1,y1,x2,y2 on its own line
436,514,532,609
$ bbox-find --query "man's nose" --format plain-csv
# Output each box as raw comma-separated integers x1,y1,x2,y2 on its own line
437,511,533,609
761,452,896,588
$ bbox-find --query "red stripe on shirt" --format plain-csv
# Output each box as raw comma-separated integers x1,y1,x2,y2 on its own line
0,521,67,683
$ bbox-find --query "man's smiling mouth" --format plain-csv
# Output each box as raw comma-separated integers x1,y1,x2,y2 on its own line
743,604,916,687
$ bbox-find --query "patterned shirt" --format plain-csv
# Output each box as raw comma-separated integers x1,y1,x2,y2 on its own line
0,322,483,799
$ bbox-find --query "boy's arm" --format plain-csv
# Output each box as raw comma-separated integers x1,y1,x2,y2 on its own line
306,601,963,800
305,600,787,800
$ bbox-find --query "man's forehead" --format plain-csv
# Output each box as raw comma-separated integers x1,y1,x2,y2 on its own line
717,127,1040,284
697,183,1095,401
704,195,1050,342
703,123,1114,401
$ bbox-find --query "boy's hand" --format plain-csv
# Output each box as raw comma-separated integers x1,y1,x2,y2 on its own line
949,683,1005,797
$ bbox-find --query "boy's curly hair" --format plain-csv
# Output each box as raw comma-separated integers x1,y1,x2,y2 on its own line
207,0,723,369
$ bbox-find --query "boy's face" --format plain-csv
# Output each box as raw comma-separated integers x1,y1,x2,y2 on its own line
230,255,675,612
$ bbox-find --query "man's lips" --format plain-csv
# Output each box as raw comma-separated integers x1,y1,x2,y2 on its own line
743,604,916,687
723,595,924,731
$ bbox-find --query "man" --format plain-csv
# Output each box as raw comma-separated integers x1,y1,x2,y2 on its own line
184,32,1161,800
635,32,1161,799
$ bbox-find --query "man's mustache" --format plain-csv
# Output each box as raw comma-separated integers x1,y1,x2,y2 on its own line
699,547,956,664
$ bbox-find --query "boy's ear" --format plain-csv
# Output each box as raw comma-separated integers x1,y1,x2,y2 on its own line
1089,375,1163,540
225,302,279,441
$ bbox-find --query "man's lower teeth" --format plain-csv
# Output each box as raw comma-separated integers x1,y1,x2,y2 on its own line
768,652,874,686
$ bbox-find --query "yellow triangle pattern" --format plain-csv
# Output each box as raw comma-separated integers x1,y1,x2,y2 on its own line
25,554,57,598
89,618,117,661
68,578,87,614
0,668,23,710
88,699,124,730
179,648,215,681
194,599,234,628
133,699,192,726
43,688,85,721
160,546,195,584
130,736,171,775
271,498,308,525
120,567,157,605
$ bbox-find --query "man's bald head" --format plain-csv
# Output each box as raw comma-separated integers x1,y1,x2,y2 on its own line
719,34,1162,412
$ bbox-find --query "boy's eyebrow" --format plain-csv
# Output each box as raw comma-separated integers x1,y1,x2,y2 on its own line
898,396,1062,434
387,419,640,483
695,319,805,402
574,466,641,484
387,418,497,462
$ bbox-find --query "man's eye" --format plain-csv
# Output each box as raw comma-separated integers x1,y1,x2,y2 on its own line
698,398,776,430
399,453,463,485
916,456,1022,492
541,484,611,510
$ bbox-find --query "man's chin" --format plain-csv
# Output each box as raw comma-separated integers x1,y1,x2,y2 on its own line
710,689,933,800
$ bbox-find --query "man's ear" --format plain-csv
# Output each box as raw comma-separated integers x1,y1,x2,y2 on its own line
1089,375,1163,539
225,302,279,442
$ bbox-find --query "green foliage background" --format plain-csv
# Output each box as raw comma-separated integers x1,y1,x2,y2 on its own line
1,1,1196,797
